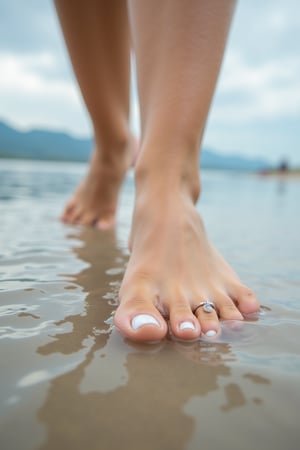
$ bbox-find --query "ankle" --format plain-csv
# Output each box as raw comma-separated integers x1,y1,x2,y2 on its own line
93,130,133,167
134,147,201,203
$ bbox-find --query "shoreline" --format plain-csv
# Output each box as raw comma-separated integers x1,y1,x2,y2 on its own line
258,169,300,179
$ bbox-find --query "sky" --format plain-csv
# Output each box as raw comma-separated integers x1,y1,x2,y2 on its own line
0,0,299,166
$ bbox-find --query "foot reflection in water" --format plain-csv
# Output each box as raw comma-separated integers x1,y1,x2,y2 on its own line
36,227,268,450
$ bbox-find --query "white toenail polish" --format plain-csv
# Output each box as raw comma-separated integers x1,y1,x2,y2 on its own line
179,321,195,331
131,314,160,330
205,330,217,337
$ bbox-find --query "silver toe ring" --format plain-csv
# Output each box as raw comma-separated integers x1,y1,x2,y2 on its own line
193,301,216,314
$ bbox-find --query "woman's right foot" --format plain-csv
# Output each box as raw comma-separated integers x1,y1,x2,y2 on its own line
114,168,260,343
61,135,137,229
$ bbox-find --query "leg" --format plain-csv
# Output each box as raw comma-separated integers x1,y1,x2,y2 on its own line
55,0,135,228
114,0,260,342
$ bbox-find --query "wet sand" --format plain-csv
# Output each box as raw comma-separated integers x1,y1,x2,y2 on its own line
0,160,300,450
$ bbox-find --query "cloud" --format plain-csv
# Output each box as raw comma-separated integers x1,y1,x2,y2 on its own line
212,0,300,126
229,0,300,64
0,0,60,54
201,0,300,163
212,50,300,123
0,51,90,135
0,1,88,134
0,52,77,99
0,0,299,163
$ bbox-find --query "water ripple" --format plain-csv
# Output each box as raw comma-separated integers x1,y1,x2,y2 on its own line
0,320,55,339
0,303,39,317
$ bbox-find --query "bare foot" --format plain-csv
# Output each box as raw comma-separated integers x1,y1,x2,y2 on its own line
114,181,260,342
61,135,137,229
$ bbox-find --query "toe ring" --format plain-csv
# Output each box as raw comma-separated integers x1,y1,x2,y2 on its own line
193,301,216,314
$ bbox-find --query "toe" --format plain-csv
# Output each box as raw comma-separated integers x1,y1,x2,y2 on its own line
96,214,116,230
61,212,71,223
169,298,200,340
80,213,98,226
232,284,260,315
65,206,80,224
61,208,74,223
114,297,168,343
70,209,83,224
217,292,244,321
193,302,220,338
61,199,75,222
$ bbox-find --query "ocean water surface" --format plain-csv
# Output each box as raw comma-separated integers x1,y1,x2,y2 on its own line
0,159,299,450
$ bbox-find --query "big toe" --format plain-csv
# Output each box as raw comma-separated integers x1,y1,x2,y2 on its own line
96,213,116,230
114,299,168,343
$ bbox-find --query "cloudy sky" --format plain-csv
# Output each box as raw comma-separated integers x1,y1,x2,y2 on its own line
0,0,299,165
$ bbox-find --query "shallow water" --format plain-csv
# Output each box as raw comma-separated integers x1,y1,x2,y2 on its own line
0,159,299,450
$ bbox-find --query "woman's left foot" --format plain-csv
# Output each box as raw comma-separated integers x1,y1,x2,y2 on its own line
61,135,137,229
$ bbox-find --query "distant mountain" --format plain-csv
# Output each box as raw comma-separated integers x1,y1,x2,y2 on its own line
200,149,269,171
0,121,92,162
0,120,270,170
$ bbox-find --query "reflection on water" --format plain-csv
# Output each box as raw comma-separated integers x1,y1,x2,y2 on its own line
0,160,300,450
35,228,267,450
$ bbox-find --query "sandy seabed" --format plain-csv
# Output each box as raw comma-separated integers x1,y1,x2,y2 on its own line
0,160,300,450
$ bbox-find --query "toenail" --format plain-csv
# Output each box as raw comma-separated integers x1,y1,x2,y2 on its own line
179,321,195,331
97,220,112,230
205,330,217,337
131,314,161,330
